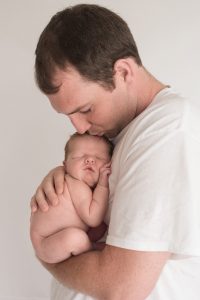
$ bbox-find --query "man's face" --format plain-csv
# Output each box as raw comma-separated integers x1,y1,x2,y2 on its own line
64,135,111,187
48,66,136,138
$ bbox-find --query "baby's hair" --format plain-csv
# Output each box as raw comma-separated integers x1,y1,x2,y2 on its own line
64,132,114,160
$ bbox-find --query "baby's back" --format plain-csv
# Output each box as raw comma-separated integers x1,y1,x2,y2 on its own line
30,182,88,237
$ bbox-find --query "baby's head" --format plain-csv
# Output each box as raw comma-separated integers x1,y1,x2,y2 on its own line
63,133,113,187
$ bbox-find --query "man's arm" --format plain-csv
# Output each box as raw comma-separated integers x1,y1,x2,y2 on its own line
41,244,170,300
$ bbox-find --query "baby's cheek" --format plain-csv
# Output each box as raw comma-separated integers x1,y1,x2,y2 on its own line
97,163,103,171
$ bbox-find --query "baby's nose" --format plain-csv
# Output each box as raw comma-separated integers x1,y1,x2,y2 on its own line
85,156,95,164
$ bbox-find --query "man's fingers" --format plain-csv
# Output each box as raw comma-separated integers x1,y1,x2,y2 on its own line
53,166,65,195
35,188,49,211
41,166,64,206
30,196,38,213
43,182,58,206
30,166,65,212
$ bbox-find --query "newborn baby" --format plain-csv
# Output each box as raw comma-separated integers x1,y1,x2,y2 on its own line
30,133,113,263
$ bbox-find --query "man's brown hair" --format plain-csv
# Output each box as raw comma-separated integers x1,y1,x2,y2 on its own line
35,4,142,94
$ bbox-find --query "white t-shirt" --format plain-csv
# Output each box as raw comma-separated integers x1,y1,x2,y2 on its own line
51,88,200,299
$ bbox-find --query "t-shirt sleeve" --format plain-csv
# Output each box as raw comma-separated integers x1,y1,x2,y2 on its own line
106,129,200,256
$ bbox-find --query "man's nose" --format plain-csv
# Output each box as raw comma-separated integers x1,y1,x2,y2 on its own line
69,114,91,134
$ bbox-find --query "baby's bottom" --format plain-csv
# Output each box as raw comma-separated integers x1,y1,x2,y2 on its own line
33,227,92,263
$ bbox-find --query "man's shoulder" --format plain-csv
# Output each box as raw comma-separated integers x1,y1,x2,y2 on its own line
113,88,198,158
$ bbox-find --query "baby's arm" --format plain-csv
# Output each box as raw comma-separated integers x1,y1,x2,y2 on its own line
66,163,111,227
89,163,111,225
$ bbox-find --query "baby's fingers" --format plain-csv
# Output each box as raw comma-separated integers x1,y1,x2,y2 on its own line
100,165,111,174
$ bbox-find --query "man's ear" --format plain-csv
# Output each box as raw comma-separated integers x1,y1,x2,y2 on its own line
113,58,136,84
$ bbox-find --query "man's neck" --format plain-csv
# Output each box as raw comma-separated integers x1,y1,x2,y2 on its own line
135,67,167,117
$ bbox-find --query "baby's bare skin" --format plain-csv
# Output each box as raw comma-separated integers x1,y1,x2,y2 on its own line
30,179,91,263
30,134,112,263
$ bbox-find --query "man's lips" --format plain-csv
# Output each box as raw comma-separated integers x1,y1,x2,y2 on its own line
88,131,104,136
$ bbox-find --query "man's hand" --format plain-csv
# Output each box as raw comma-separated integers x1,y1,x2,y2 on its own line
30,166,65,212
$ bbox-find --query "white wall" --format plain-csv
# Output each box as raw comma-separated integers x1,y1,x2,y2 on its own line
1,0,199,299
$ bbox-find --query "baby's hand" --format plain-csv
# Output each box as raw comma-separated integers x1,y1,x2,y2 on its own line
98,162,111,187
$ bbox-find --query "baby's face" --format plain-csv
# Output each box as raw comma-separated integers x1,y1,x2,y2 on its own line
64,136,111,187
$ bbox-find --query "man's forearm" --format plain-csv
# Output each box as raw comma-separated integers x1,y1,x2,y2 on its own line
41,249,108,299
40,245,170,300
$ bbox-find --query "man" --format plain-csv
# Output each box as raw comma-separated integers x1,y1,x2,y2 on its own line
31,4,200,300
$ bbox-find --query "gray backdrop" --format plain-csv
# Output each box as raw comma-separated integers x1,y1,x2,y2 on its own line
1,0,199,299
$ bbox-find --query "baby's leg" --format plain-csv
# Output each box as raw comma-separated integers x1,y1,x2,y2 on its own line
34,228,92,263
